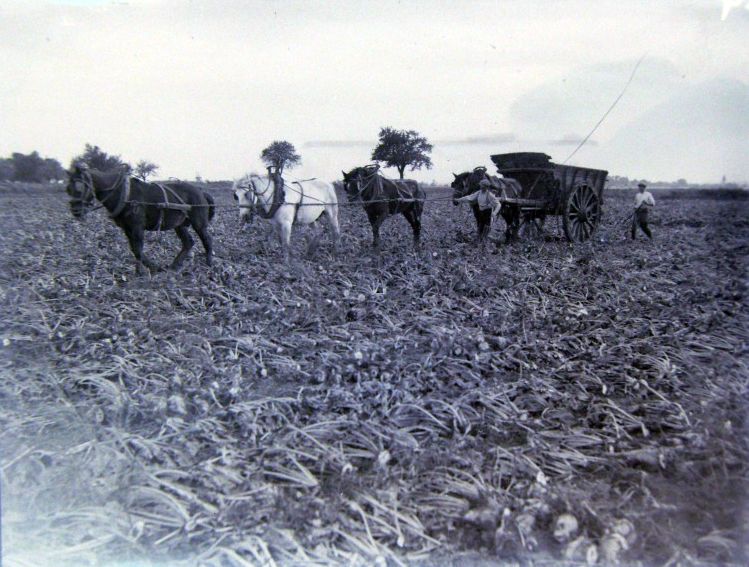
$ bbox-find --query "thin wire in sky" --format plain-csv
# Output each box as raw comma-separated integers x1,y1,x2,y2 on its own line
563,53,648,165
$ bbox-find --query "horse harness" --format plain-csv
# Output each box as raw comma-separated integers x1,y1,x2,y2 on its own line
72,166,194,226
350,169,416,203
248,175,307,221
153,182,189,231
72,167,131,218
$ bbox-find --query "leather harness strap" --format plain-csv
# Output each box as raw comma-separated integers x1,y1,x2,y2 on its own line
109,176,130,218
154,183,188,230
254,176,285,220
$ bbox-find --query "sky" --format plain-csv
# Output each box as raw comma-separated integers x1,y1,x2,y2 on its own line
1,0,748,183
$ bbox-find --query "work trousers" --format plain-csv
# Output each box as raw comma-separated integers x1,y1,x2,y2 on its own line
477,207,493,240
631,208,652,239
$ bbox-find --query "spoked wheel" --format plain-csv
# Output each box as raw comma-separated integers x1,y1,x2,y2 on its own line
563,184,601,242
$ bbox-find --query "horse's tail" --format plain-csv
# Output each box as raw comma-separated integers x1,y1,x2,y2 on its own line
203,191,216,222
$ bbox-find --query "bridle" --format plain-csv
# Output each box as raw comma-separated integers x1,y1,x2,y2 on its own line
343,166,380,201
68,167,96,213
235,174,278,221
67,165,130,219
248,175,273,202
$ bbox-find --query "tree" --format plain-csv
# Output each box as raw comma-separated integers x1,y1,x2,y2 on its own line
0,152,64,182
39,158,65,181
135,160,159,181
11,151,46,182
260,141,301,174
0,159,14,181
71,144,130,172
371,127,433,179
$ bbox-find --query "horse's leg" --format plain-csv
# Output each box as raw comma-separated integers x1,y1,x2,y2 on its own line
403,208,421,248
500,205,518,243
366,209,383,250
413,202,423,247
171,224,195,270
306,220,322,257
509,210,520,242
189,210,213,266
194,224,213,266
124,224,158,274
325,206,341,254
507,214,518,242
279,219,292,262
372,216,385,250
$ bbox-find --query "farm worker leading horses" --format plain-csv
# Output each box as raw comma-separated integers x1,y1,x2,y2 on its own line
631,182,655,240
455,179,502,243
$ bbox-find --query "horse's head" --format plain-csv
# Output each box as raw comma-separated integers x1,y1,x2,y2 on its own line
341,165,378,203
65,162,95,219
232,175,256,224
450,172,471,204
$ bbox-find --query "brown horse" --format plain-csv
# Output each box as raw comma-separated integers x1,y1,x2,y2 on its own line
451,167,523,243
341,165,425,249
66,163,215,273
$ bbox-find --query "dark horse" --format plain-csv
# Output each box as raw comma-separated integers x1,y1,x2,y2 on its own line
66,163,215,274
341,165,425,249
451,166,523,243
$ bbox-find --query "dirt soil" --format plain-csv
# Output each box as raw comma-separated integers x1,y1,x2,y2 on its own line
1,183,747,566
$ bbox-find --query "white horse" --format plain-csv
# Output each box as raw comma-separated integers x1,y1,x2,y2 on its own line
232,172,340,259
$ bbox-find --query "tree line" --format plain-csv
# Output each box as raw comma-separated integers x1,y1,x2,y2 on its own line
17,131,732,187
0,152,66,183
1,127,432,186
0,144,160,183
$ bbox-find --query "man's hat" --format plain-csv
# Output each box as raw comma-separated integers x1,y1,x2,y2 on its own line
637,182,647,188
479,179,491,188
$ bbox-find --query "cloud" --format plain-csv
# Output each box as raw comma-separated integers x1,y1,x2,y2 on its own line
508,57,686,142
721,0,749,20
438,133,518,146
1,1,747,182
586,78,749,181
304,140,373,149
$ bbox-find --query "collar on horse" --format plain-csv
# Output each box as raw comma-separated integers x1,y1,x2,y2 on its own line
249,174,286,220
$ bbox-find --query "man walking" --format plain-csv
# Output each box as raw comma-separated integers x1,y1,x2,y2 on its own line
456,179,502,243
632,182,655,240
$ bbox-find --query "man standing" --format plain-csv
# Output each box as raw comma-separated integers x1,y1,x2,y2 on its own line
456,178,502,243
632,182,655,240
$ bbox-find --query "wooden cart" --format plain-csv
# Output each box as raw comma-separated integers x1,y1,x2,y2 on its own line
490,152,608,242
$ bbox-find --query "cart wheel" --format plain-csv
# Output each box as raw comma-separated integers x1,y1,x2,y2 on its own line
563,184,600,242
